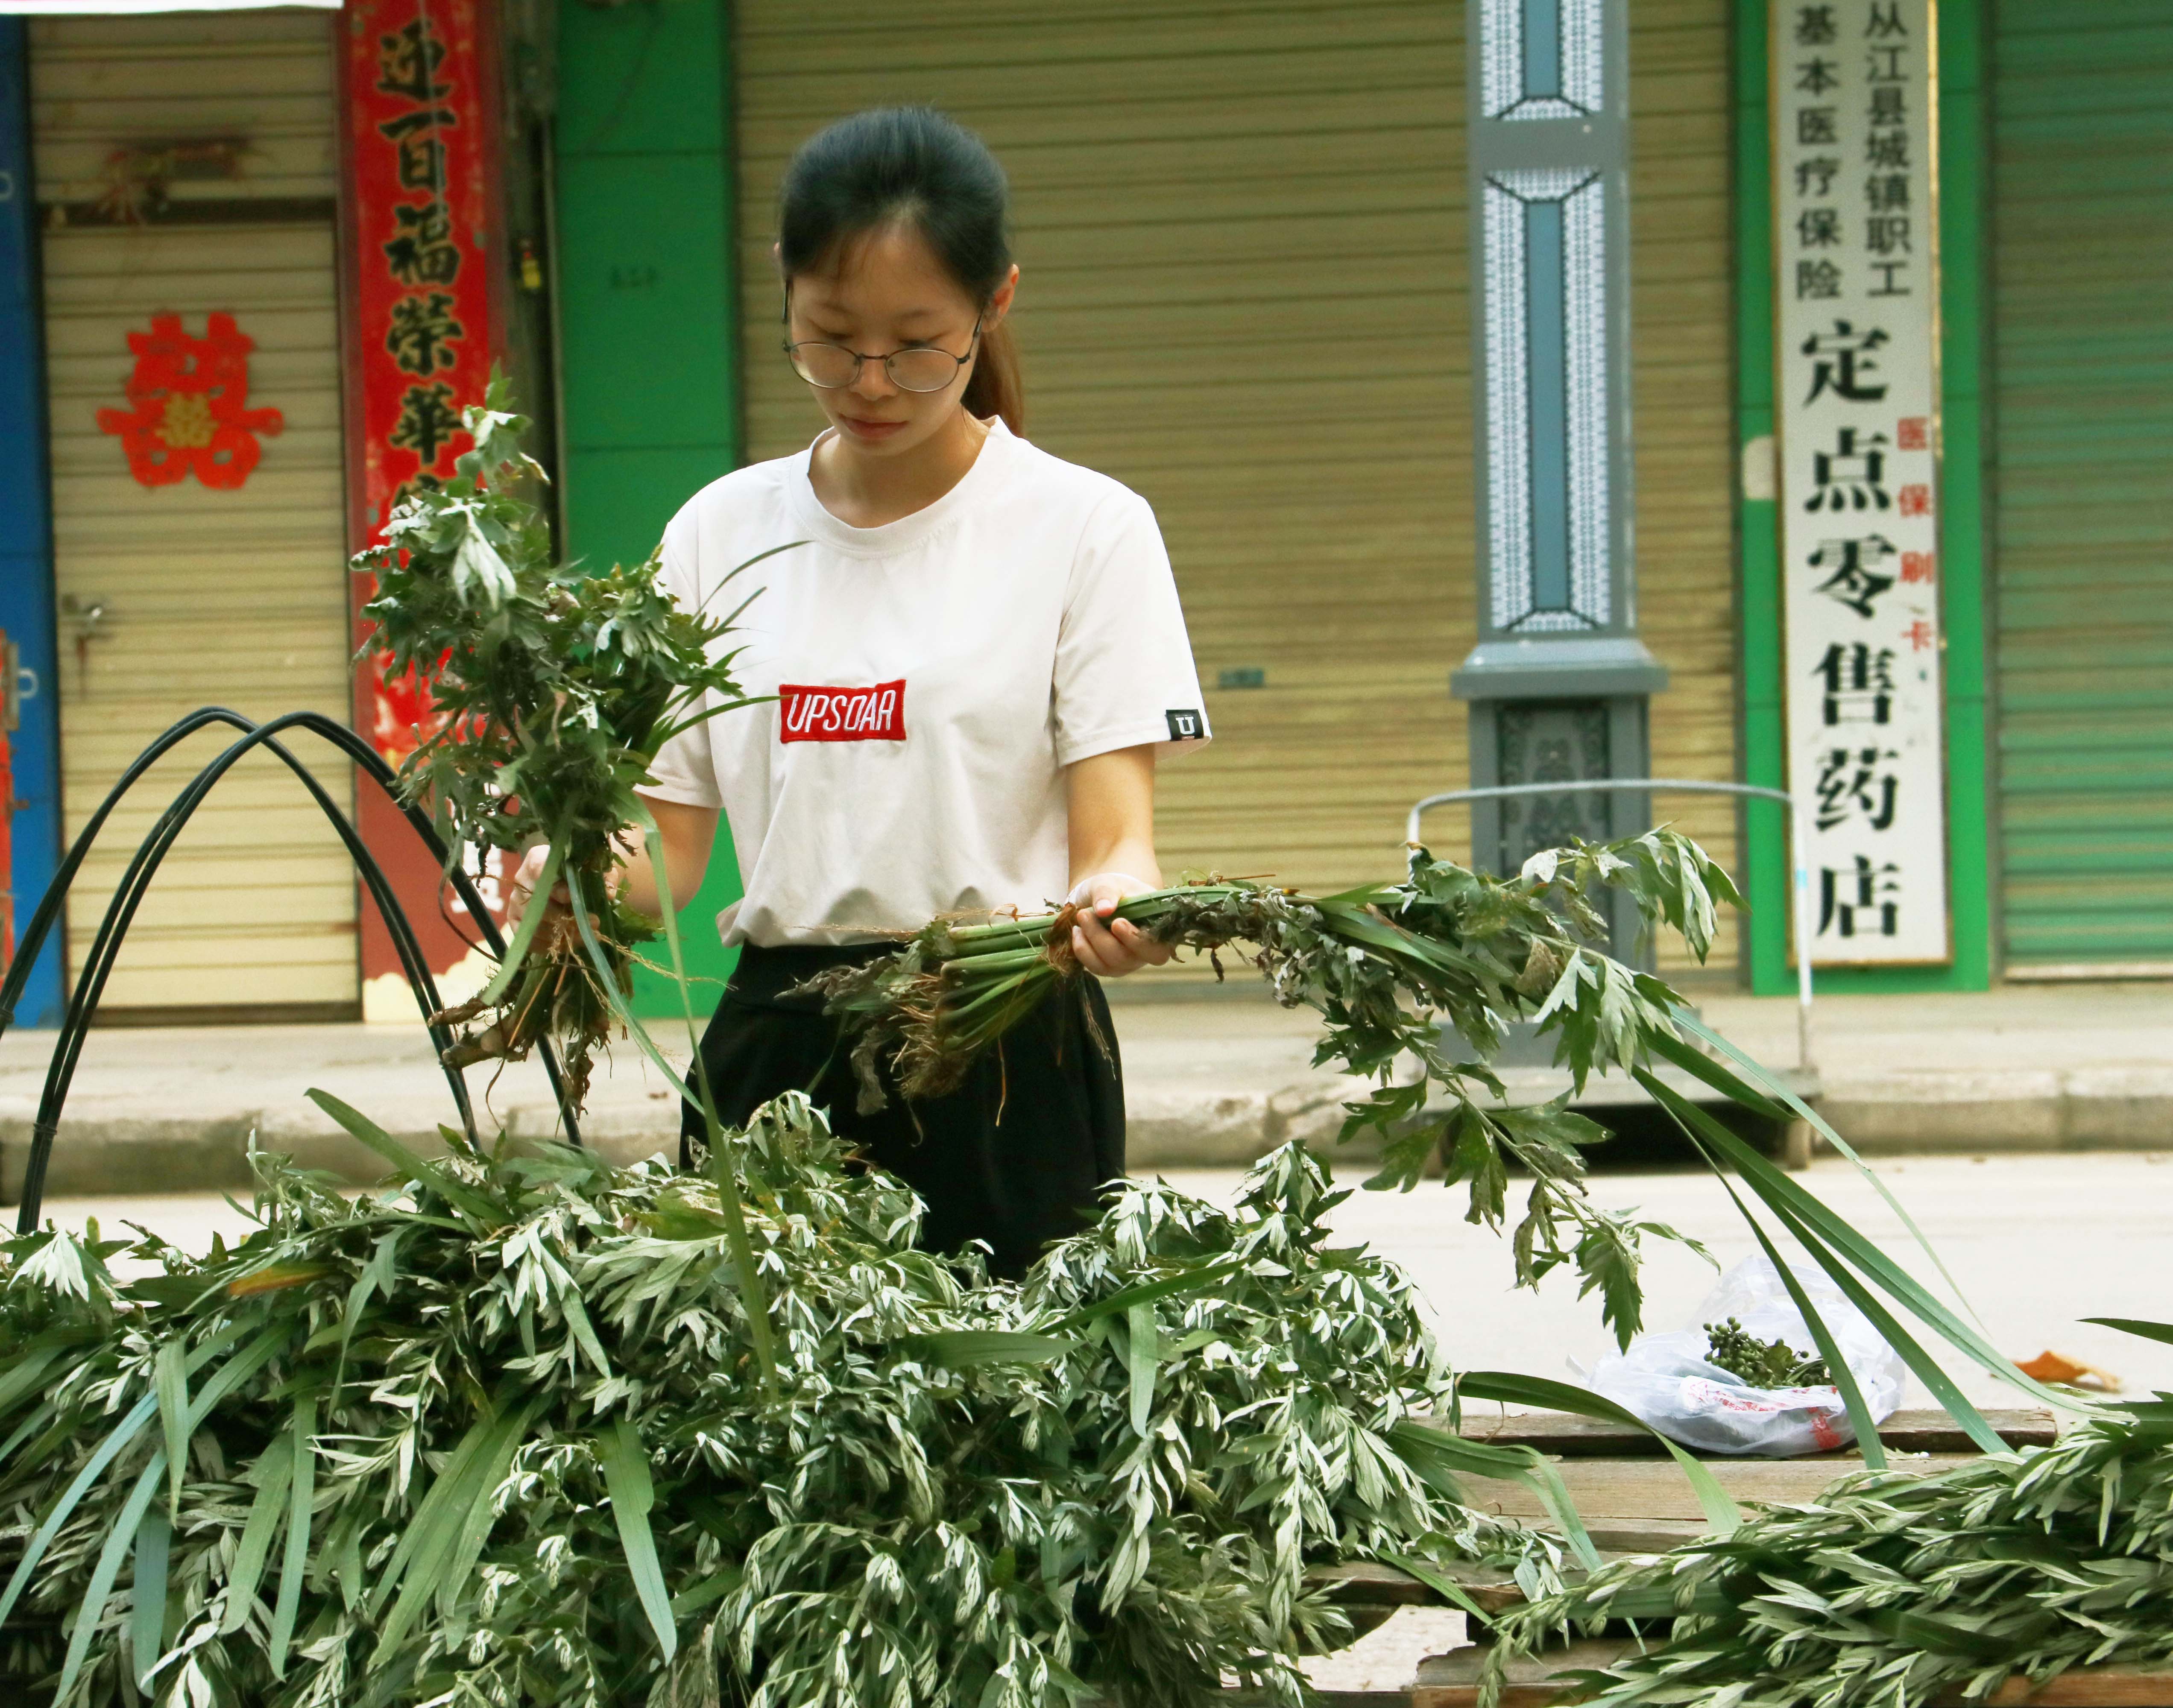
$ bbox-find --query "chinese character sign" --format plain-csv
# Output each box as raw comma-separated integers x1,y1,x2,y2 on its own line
1772,0,1949,965
343,0,506,1011
345,0,494,739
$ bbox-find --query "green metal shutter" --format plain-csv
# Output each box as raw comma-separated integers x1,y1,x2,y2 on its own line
1993,0,2173,973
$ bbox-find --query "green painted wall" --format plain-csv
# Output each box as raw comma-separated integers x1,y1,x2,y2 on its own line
1734,0,1994,994
554,0,744,1014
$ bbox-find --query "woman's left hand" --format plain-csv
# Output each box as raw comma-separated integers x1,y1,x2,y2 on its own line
1069,872,1173,977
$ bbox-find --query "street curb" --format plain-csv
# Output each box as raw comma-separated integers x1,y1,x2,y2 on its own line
6,1077,2169,1203
0,1111,685,1202
0,1085,1377,1202
1821,1074,2173,1152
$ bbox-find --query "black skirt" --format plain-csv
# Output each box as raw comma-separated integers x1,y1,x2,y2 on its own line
681,942,1126,1277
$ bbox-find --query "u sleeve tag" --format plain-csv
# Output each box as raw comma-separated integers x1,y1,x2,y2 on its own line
1165,708,1205,741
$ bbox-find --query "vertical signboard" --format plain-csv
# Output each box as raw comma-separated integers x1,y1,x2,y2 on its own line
342,0,506,1016
1772,0,1949,966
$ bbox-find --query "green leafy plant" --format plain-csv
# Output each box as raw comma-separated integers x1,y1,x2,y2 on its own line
0,1102,1575,1708
353,376,785,1108
1702,1316,1832,1388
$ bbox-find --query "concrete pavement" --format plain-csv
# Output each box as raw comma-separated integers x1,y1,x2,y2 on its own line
3,977,2170,1200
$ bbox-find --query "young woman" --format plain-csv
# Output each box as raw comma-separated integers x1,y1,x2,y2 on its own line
522,106,1209,1275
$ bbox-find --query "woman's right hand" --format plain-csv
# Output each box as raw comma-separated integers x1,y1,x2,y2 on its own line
505,844,567,929
506,836,646,931
505,803,719,931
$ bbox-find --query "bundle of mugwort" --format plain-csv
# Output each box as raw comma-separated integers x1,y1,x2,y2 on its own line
802,834,1755,1353
352,376,785,1111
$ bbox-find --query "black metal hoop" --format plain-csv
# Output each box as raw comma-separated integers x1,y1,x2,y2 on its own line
6,708,586,1232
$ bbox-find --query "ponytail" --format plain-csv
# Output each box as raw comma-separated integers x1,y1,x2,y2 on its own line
778,106,1025,437
962,314,1025,437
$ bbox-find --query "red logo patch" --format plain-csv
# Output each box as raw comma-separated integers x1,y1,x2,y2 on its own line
778,680,906,743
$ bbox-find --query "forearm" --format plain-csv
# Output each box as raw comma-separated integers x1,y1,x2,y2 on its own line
1062,745,1171,976
1068,834,1160,894
1064,745,1160,894
619,796,718,915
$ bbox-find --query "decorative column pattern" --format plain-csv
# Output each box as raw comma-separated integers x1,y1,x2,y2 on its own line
1454,0,1665,953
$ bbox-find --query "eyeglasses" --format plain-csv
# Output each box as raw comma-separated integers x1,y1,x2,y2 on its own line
782,315,983,393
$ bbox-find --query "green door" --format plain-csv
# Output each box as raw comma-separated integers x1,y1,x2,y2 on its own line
1992,0,2173,972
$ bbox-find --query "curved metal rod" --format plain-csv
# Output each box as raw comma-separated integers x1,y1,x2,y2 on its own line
10,708,586,1230
252,711,584,1147
16,715,476,1230
0,704,582,1147
0,706,582,1149
0,706,249,1032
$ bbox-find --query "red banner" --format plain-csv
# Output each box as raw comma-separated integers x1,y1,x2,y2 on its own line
341,0,508,1018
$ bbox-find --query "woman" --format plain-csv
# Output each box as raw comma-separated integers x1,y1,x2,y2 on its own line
523,106,1209,1275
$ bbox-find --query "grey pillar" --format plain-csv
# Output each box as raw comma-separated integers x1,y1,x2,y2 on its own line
1453,0,1665,957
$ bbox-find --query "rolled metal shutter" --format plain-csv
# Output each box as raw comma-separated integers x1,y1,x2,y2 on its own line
1992,1,2173,974
30,9,358,1018
734,0,1735,967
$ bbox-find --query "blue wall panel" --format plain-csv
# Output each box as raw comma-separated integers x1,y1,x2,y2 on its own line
0,20,64,1028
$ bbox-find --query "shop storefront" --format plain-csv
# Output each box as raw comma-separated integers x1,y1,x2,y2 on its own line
14,5,357,1021
1985,0,2173,977
1,0,2165,1022
1735,0,2173,994
0,0,556,1024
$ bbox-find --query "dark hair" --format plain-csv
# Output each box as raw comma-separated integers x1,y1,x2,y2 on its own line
777,106,1024,436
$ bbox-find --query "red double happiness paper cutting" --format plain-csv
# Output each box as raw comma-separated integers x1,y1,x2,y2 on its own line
97,312,284,490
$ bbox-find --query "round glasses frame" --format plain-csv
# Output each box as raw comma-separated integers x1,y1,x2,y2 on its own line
781,314,983,393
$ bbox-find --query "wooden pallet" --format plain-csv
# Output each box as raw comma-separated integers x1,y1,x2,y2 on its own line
1409,1646,2173,1707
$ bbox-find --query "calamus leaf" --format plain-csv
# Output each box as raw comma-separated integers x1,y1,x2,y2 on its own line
603,1418,677,1661
57,1448,167,1702
268,1391,316,1677
218,1431,295,1634
131,1504,170,1690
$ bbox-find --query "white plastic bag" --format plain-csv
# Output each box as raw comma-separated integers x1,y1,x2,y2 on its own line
1586,1255,1906,1456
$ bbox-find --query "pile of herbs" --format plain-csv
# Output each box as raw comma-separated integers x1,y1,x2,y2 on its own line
1494,1334,2173,1706
353,378,782,1107
1702,1316,1832,1389
0,1096,1577,1708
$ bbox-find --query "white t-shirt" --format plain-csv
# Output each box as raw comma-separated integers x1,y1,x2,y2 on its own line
638,420,1210,948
